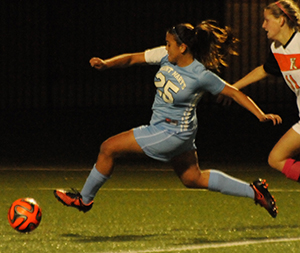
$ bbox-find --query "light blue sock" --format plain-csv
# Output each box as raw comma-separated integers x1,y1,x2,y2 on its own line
208,170,254,199
80,165,109,204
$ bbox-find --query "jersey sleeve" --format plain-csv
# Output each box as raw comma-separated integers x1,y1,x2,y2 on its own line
199,70,226,95
263,49,282,77
145,46,168,65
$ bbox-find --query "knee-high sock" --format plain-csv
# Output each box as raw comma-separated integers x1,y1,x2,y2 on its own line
208,170,254,199
282,158,300,181
80,165,109,204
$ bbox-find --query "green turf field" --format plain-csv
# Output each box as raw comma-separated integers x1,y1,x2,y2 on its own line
1,161,300,253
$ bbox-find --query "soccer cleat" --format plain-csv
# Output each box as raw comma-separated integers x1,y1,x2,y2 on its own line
250,179,278,218
53,188,93,213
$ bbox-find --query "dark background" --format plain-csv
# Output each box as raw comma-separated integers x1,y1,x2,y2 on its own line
0,0,298,167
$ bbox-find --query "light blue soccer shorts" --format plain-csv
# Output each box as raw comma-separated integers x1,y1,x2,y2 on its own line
133,124,197,162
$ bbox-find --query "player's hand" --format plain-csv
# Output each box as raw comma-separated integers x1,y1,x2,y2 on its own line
259,114,282,125
216,94,233,106
89,57,107,70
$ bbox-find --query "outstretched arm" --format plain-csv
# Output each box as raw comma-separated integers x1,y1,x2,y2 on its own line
233,65,269,89
217,65,269,105
220,83,282,125
89,52,146,71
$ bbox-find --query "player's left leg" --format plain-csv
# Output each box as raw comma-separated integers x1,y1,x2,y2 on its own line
54,129,145,212
170,150,277,218
94,129,144,176
80,129,144,203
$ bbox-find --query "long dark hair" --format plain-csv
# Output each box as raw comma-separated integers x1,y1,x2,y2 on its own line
168,20,239,72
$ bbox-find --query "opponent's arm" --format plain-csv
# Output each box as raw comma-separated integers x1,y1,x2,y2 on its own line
90,52,146,71
220,83,282,125
233,65,269,89
217,65,269,106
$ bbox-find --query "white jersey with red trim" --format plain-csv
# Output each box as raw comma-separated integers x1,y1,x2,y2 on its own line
271,32,300,115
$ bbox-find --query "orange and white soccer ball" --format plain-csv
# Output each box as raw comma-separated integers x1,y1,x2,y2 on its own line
8,198,42,233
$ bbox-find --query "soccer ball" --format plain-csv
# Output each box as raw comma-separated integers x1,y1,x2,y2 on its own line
7,198,42,233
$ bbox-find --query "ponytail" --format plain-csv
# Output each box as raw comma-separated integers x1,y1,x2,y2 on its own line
193,20,239,72
169,20,239,72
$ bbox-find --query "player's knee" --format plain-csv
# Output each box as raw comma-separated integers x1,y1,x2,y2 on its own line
180,173,204,189
99,138,117,157
268,154,275,168
268,153,280,170
181,178,197,188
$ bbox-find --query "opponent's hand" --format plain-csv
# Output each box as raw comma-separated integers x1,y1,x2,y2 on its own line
259,114,282,125
89,57,107,70
216,94,233,106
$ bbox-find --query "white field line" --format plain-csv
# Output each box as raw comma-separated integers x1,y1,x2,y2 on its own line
97,237,300,253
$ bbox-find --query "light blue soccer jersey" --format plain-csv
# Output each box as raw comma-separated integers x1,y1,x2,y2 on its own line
145,46,226,132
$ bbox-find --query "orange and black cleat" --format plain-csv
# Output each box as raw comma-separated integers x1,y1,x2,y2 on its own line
54,188,93,213
250,179,278,218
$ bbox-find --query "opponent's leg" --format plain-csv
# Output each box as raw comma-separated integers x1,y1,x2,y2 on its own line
268,127,300,181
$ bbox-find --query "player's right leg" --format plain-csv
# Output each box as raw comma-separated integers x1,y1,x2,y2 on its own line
171,150,277,218
54,129,144,212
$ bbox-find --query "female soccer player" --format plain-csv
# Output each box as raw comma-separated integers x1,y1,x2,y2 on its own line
223,1,300,183
54,20,281,218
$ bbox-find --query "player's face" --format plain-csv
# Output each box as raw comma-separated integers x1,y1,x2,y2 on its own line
165,32,182,64
262,9,282,41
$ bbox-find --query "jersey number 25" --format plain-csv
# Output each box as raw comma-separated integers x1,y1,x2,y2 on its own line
155,72,180,103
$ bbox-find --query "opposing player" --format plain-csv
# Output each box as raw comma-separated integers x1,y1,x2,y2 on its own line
54,20,281,218
222,1,300,183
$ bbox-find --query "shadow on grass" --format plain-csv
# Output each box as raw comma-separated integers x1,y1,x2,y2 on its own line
61,233,158,242
61,223,300,244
